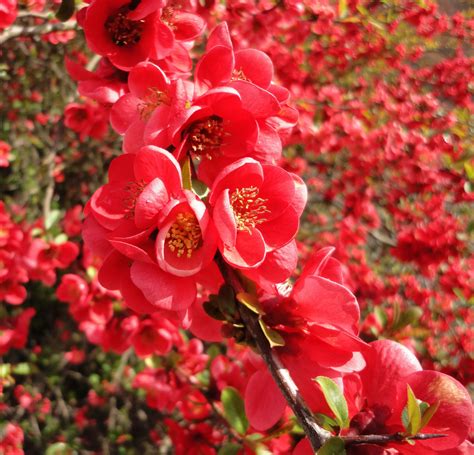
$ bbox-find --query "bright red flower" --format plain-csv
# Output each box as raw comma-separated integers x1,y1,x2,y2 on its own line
64,101,109,140
245,247,366,430
345,340,473,454
209,158,307,269
0,140,12,167
83,0,205,70
0,0,17,30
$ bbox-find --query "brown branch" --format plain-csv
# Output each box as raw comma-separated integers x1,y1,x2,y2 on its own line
0,21,77,45
214,253,332,452
343,432,447,445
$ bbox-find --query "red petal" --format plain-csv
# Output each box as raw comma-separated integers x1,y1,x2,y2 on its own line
130,262,196,311
222,228,266,269
134,146,182,196
245,370,286,431
406,371,472,451
134,178,169,229
195,46,234,94
235,49,273,89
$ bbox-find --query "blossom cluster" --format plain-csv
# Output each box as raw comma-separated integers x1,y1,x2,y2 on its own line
0,0,472,453
67,0,472,453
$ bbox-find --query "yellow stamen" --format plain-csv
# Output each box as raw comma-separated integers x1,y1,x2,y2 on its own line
230,187,269,232
166,212,202,258
105,7,144,47
138,87,171,120
187,116,227,160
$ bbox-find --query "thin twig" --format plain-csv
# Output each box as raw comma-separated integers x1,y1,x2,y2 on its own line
0,22,77,45
214,253,332,451
343,432,447,445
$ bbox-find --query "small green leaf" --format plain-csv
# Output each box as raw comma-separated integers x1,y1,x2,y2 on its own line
221,387,249,435
315,413,339,431
374,306,387,327
392,307,423,331
45,209,61,230
45,442,72,455
317,436,346,454
237,292,264,315
403,384,422,436
55,0,75,21
218,443,241,455
192,179,209,198
314,377,350,430
338,0,348,18
12,363,31,375
181,157,193,190
258,320,285,348
419,401,440,432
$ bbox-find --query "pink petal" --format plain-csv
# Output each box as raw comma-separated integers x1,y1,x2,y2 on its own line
206,22,232,51
195,46,234,94
229,81,280,118
110,94,139,134
130,262,196,311
129,62,169,98
134,146,182,196
234,49,273,89
134,178,169,229
362,340,422,410
292,275,360,333
222,228,266,269
245,370,286,431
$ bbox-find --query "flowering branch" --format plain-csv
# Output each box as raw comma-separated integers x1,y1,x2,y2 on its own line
214,253,332,451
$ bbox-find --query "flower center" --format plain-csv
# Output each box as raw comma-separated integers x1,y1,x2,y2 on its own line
138,87,171,120
105,7,145,47
161,6,176,30
231,68,250,82
167,212,202,258
123,180,147,218
230,187,269,232
186,116,226,159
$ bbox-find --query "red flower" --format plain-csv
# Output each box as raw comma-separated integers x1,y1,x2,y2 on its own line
83,0,205,70
346,340,473,454
0,0,17,30
110,62,175,153
209,158,306,269
245,248,366,430
0,140,12,167
64,101,109,140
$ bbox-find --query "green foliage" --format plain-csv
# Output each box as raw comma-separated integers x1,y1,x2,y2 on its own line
317,437,346,454
221,387,249,435
314,377,349,431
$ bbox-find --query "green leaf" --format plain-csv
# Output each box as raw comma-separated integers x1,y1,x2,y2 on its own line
315,413,339,432
12,363,31,375
258,320,285,348
55,0,75,21
192,179,209,198
218,443,241,455
314,377,350,430
45,442,72,455
403,384,422,436
419,401,440,432
45,209,61,230
317,436,346,454
392,307,423,331
181,157,193,190
338,0,348,18
221,387,249,435
237,292,264,315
